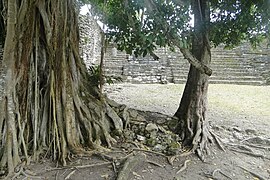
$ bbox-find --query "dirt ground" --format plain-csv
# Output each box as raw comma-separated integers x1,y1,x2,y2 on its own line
13,83,270,180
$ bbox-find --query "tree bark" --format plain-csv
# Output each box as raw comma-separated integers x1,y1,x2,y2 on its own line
174,0,212,160
0,0,124,175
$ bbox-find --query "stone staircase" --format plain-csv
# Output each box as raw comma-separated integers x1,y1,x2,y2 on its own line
0,43,268,85
168,47,266,85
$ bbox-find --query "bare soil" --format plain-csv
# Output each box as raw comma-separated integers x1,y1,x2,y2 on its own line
12,83,270,180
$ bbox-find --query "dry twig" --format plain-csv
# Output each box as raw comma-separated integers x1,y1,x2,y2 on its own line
238,166,267,180
132,148,167,158
169,150,193,165
147,160,164,168
64,169,76,180
176,159,191,174
229,148,269,160
212,168,232,180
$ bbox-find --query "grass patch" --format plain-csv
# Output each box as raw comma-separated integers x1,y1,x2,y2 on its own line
208,84,270,117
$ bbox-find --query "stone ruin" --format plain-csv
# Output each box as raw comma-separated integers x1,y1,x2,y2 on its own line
79,15,102,68
0,16,269,85
79,14,270,85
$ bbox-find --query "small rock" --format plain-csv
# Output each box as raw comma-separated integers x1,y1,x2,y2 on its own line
137,115,146,122
129,109,138,118
233,132,243,140
153,144,166,151
232,127,242,132
245,128,256,134
132,171,141,177
145,123,158,132
137,135,146,141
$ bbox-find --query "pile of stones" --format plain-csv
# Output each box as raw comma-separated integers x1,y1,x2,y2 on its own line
111,107,182,155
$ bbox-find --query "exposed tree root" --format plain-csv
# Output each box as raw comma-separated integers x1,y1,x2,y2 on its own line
0,0,136,176
8,165,42,180
168,150,193,165
212,168,232,180
229,147,269,160
238,166,267,180
64,169,76,180
243,143,270,150
176,159,191,174
116,152,146,180
146,160,164,168
42,162,113,173
131,148,168,158
227,143,254,152
209,130,226,152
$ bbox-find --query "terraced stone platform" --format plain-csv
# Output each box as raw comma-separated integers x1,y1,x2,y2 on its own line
0,43,269,86
103,44,269,85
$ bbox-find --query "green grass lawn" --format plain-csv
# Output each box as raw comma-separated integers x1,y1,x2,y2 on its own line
107,83,270,119
208,84,270,117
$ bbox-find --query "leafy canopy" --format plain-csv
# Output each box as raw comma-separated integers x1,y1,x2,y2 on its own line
81,0,270,56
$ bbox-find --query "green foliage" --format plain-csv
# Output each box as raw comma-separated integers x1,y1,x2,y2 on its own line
81,0,269,53
87,0,191,57
88,65,122,87
108,1,191,56
210,0,270,48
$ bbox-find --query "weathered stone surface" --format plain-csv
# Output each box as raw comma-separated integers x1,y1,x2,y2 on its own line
79,15,102,67
81,17,270,85
0,16,269,86
145,123,158,132
78,15,270,85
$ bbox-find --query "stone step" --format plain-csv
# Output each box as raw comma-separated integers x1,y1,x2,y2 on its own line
208,79,265,85
212,56,244,59
169,59,247,66
212,71,259,76
211,59,247,63
210,76,263,81
173,79,187,84
172,69,260,76
173,74,263,81
210,64,253,68
104,65,123,70
124,71,162,76
105,69,123,75
173,78,265,85
173,72,261,79
169,64,253,70
171,66,256,73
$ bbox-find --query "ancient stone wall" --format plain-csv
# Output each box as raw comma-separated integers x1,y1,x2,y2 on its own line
79,15,269,85
79,15,102,68
101,43,269,85
0,16,269,85
239,43,270,84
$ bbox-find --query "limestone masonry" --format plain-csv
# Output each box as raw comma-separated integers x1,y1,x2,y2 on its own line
79,15,270,85
0,15,269,85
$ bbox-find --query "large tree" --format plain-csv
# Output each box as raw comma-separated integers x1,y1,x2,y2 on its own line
90,0,270,159
0,0,125,176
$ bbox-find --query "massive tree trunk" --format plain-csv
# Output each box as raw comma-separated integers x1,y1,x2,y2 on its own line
174,0,212,160
0,0,123,175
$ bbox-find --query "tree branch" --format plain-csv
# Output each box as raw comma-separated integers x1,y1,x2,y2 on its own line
145,0,212,76
170,38,212,76
179,47,212,76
